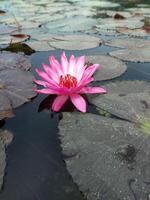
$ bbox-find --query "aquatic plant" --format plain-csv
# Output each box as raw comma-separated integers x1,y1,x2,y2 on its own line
34,52,106,112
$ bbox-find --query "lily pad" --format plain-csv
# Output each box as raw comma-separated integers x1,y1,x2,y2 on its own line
0,52,31,71
85,55,127,81
0,94,14,121
49,34,102,50
105,38,150,49
0,24,16,35
0,69,36,111
110,46,150,63
59,112,150,200
0,129,13,190
26,41,55,51
76,0,120,8
116,27,150,37
96,18,144,31
106,11,132,19
89,80,150,122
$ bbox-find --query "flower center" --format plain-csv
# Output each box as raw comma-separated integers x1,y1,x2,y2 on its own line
59,74,77,88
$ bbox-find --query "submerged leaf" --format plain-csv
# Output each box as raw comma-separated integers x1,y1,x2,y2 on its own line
1,43,35,55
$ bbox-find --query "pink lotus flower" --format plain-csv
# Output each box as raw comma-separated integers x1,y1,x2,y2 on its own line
34,52,106,112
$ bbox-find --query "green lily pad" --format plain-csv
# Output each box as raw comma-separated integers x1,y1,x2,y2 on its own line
116,27,150,37
49,34,102,50
0,94,14,121
76,0,120,8
59,112,150,200
110,46,150,63
0,69,36,120
25,41,55,51
0,24,17,35
85,55,127,81
138,119,150,135
89,81,150,122
105,38,150,49
0,51,32,71
96,18,144,31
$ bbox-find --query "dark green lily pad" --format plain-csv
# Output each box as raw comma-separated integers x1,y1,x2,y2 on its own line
89,81,150,122
110,46,150,63
0,129,13,191
0,69,36,120
105,38,150,49
1,43,35,55
59,112,150,200
0,52,31,71
86,55,127,81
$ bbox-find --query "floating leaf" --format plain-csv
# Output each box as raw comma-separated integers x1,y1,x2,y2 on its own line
96,18,144,30
0,94,14,121
89,80,150,122
0,24,16,35
116,27,150,37
0,129,13,190
85,55,127,81
0,51,32,71
76,0,120,8
26,41,55,51
49,34,102,50
106,11,132,18
105,38,150,49
59,112,150,200
0,69,36,110
46,17,97,33
110,46,150,63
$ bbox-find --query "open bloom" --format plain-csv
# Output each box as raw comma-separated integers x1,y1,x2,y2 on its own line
34,52,106,112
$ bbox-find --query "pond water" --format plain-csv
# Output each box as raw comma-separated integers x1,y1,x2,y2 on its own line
0,0,150,200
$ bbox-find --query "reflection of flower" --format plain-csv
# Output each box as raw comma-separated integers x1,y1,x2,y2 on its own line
34,52,106,112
